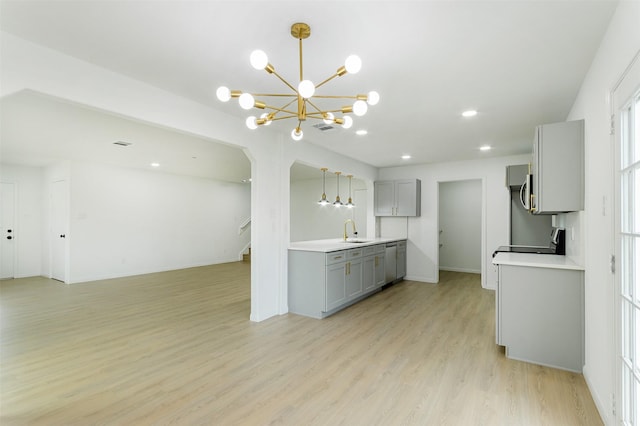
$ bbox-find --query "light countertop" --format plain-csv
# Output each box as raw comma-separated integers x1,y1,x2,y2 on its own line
289,237,406,253
492,252,584,271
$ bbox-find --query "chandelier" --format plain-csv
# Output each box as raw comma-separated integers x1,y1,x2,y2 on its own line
216,22,379,141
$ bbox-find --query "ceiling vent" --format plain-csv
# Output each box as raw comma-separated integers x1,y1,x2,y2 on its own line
312,123,335,132
113,141,132,147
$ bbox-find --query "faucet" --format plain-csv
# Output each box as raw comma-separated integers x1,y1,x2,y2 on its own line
343,219,358,241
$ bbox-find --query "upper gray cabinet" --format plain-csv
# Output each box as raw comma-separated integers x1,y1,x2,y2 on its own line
374,179,421,217
531,119,584,214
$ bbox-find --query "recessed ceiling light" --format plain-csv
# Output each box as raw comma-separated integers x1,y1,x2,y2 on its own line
479,145,492,151
150,162,160,167
401,155,412,160
355,129,368,136
462,110,478,118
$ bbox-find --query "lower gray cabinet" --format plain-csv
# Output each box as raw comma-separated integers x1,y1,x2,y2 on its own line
326,261,347,312
496,263,584,372
345,249,364,300
363,245,385,292
289,244,386,319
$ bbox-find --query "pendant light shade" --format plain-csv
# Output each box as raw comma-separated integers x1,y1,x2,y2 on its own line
318,168,329,205
345,174,355,208
333,171,343,207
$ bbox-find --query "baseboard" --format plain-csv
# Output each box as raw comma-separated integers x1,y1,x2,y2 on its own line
404,274,437,283
439,266,481,274
583,364,611,425
67,258,241,284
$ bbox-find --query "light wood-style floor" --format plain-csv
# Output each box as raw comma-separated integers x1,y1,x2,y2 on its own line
1,264,602,425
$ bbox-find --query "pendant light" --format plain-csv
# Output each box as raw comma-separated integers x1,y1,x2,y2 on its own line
318,168,329,205
333,171,343,207
345,174,355,208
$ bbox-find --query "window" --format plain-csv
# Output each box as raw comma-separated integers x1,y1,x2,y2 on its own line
618,86,640,425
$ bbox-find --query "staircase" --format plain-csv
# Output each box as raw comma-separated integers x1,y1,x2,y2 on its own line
242,247,251,263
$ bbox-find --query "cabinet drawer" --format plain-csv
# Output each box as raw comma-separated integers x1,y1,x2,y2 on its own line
347,249,363,259
375,244,386,254
363,246,377,256
326,251,347,265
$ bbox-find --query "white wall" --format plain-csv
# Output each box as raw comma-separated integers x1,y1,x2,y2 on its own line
66,162,251,283
290,177,367,242
438,179,482,273
563,2,640,423
1,160,251,283
379,154,530,288
0,164,44,277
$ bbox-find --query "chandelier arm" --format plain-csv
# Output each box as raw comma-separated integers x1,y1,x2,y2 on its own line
312,95,360,100
268,114,300,121
251,93,297,98
270,69,298,93
305,99,324,115
264,106,298,115
315,73,340,90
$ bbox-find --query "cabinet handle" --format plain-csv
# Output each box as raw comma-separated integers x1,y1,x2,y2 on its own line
333,255,343,260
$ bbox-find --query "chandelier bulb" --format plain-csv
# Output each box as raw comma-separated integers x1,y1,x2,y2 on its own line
353,100,368,117
216,86,231,102
246,116,258,130
291,127,304,141
260,112,272,126
298,80,315,99
367,91,380,106
239,93,255,110
323,112,335,125
344,55,362,74
250,50,269,70
341,116,353,129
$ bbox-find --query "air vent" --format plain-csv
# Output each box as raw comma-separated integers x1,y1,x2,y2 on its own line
113,141,132,147
312,123,335,132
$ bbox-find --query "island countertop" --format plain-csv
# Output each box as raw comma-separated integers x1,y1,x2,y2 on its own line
289,237,406,253
492,252,584,271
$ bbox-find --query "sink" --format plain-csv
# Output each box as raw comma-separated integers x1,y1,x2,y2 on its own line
342,239,370,244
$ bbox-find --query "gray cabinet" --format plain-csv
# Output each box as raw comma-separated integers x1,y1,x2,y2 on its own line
289,244,388,319
345,249,363,299
396,240,407,279
374,179,421,216
505,164,528,188
495,263,584,372
531,120,584,214
363,245,385,292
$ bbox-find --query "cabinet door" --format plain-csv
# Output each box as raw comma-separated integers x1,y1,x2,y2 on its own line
325,263,347,311
374,181,395,216
395,179,420,216
363,255,376,292
532,120,584,214
374,254,386,287
396,242,407,279
345,259,363,300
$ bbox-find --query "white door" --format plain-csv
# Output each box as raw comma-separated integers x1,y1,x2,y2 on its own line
614,52,640,425
51,180,69,282
0,182,16,279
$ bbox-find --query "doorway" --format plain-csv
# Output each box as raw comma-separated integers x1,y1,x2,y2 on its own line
50,180,68,283
1,182,16,279
438,179,484,279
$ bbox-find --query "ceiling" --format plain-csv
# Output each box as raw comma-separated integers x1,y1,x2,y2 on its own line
0,1,618,179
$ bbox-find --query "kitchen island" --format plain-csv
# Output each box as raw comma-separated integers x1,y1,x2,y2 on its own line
492,252,585,372
289,238,406,319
